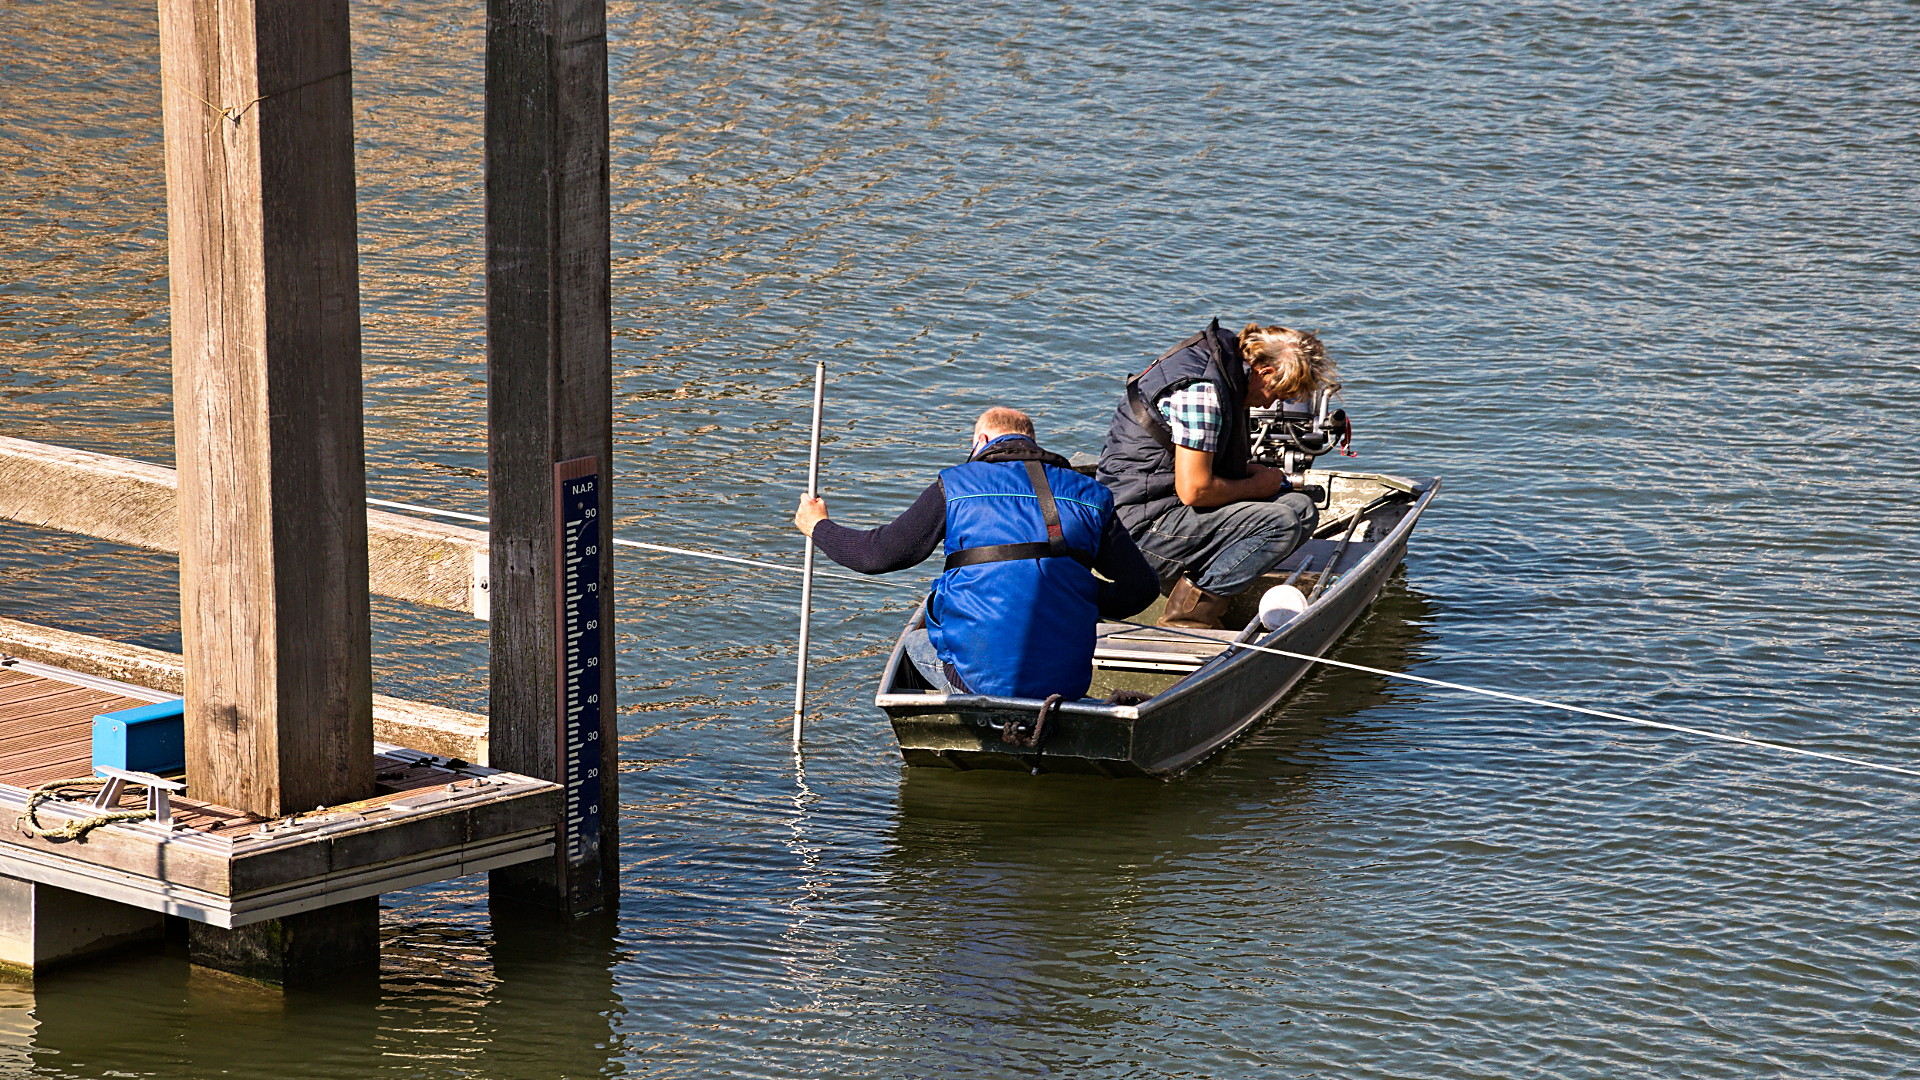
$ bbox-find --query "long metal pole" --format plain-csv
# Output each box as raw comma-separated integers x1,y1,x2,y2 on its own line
793,361,826,751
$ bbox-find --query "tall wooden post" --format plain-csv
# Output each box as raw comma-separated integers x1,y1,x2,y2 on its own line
158,0,377,979
485,0,618,915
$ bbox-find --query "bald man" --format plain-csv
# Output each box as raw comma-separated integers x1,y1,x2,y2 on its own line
795,407,1157,700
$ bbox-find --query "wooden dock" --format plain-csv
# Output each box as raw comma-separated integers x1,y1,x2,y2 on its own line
0,0,617,984
0,658,557,930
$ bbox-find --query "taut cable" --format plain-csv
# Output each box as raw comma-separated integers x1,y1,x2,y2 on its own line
364,497,923,592
1119,619,1920,781
366,494,1920,782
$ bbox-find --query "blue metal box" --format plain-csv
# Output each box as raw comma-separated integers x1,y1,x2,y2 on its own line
92,698,185,775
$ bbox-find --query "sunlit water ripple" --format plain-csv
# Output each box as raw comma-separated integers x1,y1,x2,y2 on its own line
1,0,1917,1076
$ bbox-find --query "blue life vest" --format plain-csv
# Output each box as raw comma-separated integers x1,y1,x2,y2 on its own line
926,435,1113,700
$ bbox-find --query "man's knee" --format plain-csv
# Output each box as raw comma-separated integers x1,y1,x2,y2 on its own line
1280,490,1318,530
1231,491,1317,537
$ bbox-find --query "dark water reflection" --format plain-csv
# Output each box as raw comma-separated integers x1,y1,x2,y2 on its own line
859,583,1431,1074
11,906,626,1079
4,0,1920,1075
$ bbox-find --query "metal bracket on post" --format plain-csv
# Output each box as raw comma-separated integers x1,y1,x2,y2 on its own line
471,547,491,621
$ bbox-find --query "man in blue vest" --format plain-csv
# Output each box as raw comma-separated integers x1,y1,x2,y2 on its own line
1098,320,1338,629
794,407,1158,699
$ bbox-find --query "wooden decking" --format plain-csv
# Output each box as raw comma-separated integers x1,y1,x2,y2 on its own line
0,661,162,791
0,615,489,765
0,658,560,927
0,660,495,836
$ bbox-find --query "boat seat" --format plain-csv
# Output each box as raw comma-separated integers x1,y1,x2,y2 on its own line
1093,622,1240,673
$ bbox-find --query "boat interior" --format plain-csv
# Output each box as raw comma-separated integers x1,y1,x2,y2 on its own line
886,470,1424,702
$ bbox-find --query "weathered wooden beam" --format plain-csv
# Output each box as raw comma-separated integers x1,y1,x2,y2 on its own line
0,617,490,764
159,0,372,823
0,437,489,618
0,438,178,552
486,0,619,914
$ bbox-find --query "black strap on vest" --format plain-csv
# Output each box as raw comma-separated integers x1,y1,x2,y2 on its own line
1125,326,1217,454
1127,374,1177,453
943,459,1094,572
1025,459,1068,557
943,541,1056,571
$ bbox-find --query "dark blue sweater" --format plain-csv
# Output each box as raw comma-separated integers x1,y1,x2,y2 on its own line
812,479,1160,620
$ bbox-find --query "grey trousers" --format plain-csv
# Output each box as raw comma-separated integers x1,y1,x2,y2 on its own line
1132,492,1319,596
904,628,962,692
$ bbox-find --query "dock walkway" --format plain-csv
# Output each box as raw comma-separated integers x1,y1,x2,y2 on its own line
0,658,558,929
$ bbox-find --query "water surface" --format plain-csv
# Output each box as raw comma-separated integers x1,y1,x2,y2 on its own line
2,1,1918,1076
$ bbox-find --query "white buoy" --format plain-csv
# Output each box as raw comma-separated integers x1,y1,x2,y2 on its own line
1258,583,1309,631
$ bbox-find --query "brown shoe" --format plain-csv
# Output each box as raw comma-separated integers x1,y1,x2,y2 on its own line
1158,576,1232,630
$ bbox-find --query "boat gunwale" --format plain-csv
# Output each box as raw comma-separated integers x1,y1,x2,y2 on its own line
1135,473,1441,716
1091,475,1440,774
874,472,1440,728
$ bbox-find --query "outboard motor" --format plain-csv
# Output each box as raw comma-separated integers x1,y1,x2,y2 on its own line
1248,389,1351,488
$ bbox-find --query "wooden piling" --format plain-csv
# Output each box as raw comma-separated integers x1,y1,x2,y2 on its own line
158,0,376,976
484,0,618,914
159,0,372,820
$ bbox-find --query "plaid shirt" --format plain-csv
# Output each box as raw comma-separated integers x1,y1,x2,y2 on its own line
1158,381,1223,453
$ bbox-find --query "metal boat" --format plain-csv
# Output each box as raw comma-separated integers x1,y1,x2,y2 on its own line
874,468,1440,777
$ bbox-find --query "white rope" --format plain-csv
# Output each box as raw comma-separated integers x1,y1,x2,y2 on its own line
366,496,1918,782
368,497,489,524
365,497,924,592
1132,621,1920,781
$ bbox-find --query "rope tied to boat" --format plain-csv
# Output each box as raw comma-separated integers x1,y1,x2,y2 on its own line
16,777,155,841
1002,694,1064,749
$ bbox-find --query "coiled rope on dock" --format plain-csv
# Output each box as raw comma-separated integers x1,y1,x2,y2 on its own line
16,777,154,841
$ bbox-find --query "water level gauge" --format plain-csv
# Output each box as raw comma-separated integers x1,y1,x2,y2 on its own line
553,456,604,869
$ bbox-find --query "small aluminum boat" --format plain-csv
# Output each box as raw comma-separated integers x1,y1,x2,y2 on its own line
875,469,1440,778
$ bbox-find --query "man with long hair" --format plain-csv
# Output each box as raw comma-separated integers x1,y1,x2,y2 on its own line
1098,320,1337,629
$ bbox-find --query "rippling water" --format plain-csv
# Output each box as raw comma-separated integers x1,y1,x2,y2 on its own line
3,0,1919,1075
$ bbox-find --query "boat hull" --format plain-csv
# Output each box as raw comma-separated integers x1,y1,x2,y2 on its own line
877,473,1439,778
